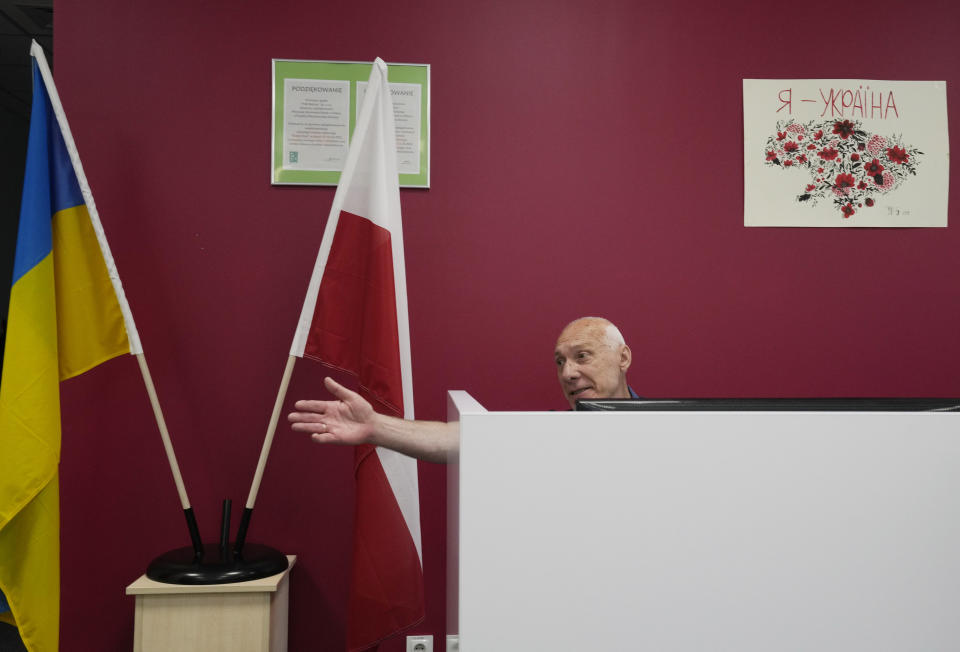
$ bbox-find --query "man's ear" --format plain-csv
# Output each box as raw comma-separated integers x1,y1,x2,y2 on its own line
620,345,632,372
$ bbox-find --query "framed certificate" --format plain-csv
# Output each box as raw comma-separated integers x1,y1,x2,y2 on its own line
272,59,430,188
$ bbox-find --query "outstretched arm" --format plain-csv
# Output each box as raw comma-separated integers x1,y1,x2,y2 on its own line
288,376,459,464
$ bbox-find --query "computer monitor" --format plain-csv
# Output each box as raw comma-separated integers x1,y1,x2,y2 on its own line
575,398,960,411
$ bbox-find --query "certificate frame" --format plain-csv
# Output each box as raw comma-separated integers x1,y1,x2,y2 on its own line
271,59,430,188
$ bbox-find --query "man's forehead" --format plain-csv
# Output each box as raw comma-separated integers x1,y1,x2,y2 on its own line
555,322,610,353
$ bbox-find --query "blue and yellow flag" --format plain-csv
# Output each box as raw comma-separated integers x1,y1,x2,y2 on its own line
0,45,138,652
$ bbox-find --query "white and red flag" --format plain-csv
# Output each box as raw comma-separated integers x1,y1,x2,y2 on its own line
289,58,424,650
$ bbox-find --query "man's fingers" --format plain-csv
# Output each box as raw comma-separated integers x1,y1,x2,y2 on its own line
288,411,325,424
292,421,334,435
293,399,330,412
324,376,359,402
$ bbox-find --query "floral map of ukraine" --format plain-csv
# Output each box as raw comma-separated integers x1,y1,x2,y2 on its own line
763,119,922,220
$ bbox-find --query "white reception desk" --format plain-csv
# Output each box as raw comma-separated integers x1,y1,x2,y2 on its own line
446,392,960,651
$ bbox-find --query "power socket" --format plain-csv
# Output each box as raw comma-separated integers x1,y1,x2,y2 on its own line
406,634,433,652
446,634,459,651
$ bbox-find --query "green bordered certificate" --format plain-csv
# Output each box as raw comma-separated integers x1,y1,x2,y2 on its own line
272,59,430,188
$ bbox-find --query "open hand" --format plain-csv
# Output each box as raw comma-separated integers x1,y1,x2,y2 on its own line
288,377,376,446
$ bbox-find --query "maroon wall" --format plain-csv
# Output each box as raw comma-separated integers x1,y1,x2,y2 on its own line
53,0,959,650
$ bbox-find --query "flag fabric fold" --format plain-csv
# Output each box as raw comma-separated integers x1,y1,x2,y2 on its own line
0,43,139,652
289,57,424,651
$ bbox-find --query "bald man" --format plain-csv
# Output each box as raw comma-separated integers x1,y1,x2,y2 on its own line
554,317,636,407
288,317,635,462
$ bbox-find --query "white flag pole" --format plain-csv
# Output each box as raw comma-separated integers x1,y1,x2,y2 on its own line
236,58,388,553
30,40,202,557
234,355,296,552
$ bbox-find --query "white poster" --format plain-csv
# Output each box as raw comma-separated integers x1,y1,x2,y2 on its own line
282,79,350,171
743,79,948,227
357,81,422,175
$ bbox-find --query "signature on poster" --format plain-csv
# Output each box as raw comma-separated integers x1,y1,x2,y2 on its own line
763,119,922,220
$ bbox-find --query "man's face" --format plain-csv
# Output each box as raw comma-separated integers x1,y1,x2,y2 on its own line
554,320,631,408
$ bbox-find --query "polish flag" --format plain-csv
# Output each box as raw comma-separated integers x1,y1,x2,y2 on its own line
289,58,424,650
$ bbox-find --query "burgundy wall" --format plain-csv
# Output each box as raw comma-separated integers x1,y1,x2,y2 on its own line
53,0,959,649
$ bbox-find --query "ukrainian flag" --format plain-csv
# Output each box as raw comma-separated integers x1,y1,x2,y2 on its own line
0,44,139,652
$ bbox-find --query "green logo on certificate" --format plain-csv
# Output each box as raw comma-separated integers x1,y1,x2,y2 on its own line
289,151,298,163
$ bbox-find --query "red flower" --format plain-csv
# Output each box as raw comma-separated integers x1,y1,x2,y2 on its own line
835,173,856,189
857,181,867,190
806,184,817,191
864,158,884,176
797,154,807,164
867,135,887,156
817,167,824,173
784,141,799,153
777,131,787,141
887,145,910,164
858,143,866,151
841,203,855,218
851,153,860,161
807,144,817,150
784,160,793,166
798,135,804,140
833,120,856,139
766,150,778,161
814,129,824,140
877,171,896,192
865,198,875,207
818,147,839,161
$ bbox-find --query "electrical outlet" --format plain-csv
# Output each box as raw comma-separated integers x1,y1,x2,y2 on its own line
446,634,459,651
406,634,433,652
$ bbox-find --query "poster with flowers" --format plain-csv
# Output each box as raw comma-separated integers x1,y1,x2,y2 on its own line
744,79,948,227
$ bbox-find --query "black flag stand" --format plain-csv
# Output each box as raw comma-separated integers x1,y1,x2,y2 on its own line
141,348,294,585
146,499,287,584
146,357,296,584
146,356,301,584
136,353,284,584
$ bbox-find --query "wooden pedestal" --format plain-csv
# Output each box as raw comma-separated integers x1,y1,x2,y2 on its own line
126,555,295,652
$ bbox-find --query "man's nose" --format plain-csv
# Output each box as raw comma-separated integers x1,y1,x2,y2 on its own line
560,360,579,380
